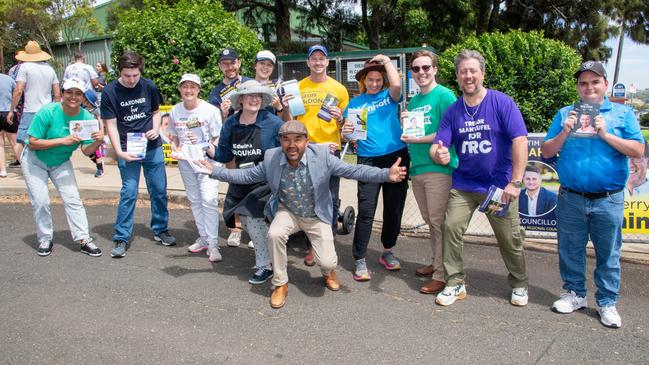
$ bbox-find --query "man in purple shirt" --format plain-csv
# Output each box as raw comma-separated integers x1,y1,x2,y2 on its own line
430,49,529,307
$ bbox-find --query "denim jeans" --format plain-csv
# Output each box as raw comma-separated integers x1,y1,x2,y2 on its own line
556,188,624,307
114,146,168,242
21,148,90,244
16,112,35,144
179,160,220,249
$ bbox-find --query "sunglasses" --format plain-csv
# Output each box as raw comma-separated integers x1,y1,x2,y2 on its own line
411,65,433,73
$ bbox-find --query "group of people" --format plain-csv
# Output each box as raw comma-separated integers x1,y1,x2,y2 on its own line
2,40,643,329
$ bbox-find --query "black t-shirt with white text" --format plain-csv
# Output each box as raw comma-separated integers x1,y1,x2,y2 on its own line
100,77,163,151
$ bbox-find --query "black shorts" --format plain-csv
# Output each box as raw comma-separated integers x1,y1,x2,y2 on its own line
0,111,18,133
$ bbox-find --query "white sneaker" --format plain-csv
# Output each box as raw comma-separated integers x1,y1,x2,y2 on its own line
552,290,587,313
435,284,467,306
247,240,255,249
208,246,222,262
227,231,241,247
187,237,208,253
510,287,528,306
0,170,7,178
597,305,622,328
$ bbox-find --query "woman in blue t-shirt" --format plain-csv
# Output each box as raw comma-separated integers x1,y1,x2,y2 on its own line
342,54,410,281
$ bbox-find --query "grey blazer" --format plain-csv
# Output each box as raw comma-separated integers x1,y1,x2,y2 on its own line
210,144,391,224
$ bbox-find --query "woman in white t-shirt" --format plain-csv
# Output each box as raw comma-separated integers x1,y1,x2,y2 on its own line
169,74,223,261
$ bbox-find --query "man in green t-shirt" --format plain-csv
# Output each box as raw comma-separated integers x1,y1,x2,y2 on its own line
22,78,105,257
401,50,457,295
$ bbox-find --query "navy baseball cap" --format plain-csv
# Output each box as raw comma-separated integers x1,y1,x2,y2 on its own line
219,48,239,62
307,44,328,58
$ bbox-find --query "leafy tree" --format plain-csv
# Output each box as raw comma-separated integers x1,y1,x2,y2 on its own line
640,112,649,128
437,30,581,133
50,0,103,57
221,0,293,51
111,0,262,103
297,0,360,51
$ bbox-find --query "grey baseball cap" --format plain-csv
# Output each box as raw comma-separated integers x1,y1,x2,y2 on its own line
574,61,607,79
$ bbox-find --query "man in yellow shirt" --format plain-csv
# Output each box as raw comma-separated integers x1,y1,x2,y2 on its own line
282,44,350,265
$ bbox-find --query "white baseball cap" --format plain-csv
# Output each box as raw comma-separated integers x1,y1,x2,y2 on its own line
255,50,276,64
62,78,87,93
178,73,201,86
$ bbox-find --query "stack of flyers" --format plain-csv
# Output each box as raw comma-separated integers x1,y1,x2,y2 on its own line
478,185,510,217
278,80,305,116
572,101,599,137
182,144,211,174
401,111,425,137
317,94,339,122
126,132,147,159
185,118,208,148
346,108,367,140
69,119,99,141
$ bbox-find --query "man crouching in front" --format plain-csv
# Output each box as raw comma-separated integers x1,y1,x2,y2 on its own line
198,120,407,308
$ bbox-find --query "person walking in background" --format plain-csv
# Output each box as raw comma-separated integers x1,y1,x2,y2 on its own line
0,73,19,177
7,41,60,165
341,54,409,281
169,74,222,262
101,51,175,258
400,50,457,295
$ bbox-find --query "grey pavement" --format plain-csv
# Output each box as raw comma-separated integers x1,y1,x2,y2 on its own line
1,202,648,364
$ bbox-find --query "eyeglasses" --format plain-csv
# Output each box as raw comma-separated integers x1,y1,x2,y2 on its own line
411,65,433,73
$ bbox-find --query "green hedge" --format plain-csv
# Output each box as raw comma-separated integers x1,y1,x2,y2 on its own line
111,0,262,104
437,30,581,133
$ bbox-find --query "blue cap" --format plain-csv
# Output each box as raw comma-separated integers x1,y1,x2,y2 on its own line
307,44,328,58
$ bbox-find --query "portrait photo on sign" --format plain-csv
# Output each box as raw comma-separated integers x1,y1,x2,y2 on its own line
519,161,559,217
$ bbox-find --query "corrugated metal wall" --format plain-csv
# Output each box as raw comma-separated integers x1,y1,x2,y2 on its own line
51,37,112,80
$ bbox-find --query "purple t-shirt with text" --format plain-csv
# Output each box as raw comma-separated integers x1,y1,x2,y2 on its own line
434,89,527,194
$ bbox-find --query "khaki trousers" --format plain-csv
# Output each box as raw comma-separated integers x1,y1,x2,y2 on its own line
411,172,452,282
442,189,528,288
267,205,338,287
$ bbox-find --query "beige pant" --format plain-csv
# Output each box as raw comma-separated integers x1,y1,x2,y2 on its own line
267,205,338,287
411,172,452,282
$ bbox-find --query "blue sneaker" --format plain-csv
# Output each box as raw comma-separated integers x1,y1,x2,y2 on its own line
248,267,273,285
154,231,176,246
111,240,128,258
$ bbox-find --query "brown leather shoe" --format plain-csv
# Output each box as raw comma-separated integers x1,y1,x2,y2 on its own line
323,270,340,291
420,279,445,294
304,249,315,266
416,265,434,277
270,284,288,308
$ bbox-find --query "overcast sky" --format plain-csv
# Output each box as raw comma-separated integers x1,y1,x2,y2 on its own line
604,35,648,92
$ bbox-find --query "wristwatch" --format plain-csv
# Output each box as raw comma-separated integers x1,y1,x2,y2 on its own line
509,180,523,188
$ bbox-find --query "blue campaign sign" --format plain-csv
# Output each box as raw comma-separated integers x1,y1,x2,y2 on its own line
613,83,626,98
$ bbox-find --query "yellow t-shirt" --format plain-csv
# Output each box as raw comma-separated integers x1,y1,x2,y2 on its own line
297,76,349,146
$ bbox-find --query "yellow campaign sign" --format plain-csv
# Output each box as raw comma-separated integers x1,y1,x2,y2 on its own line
623,193,649,234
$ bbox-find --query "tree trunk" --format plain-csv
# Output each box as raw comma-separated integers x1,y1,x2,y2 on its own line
275,0,292,51
360,0,380,49
613,21,625,87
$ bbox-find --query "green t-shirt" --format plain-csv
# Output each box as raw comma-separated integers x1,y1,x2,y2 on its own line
27,102,93,167
407,85,458,176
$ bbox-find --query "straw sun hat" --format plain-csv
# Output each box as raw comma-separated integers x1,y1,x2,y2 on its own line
15,41,51,62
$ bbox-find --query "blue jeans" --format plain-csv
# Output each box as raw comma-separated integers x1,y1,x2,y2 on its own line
16,112,35,144
113,146,169,242
556,188,624,307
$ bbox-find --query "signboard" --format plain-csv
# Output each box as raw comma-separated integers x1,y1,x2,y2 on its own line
629,83,637,94
521,133,649,236
612,83,626,98
346,59,399,82
407,70,420,98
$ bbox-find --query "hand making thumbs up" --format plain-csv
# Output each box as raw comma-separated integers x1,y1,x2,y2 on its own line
388,157,408,182
430,140,450,165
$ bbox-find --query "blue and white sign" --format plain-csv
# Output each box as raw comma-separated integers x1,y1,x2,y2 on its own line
613,83,626,98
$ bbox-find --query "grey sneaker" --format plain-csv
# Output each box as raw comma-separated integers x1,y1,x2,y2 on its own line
111,240,128,258
208,246,222,262
79,237,102,257
227,231,241,247
552,290,587,314
154,231,176,246
597,305,622,328
353,258,371,281
379,251,401,271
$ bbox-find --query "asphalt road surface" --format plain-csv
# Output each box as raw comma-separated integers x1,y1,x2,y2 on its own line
1,202,648,364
